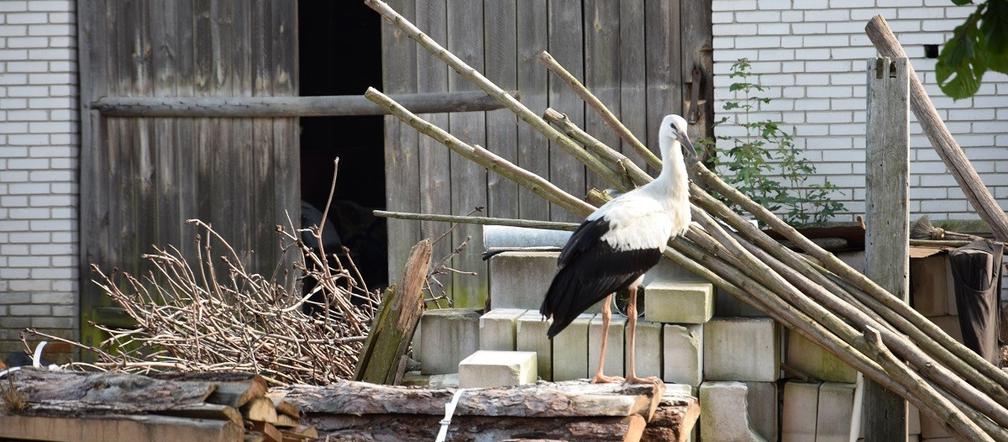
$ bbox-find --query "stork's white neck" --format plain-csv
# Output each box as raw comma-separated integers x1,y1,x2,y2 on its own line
649,138,689,201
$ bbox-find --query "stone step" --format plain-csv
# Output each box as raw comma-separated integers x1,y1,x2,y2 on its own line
479,308,527,351
516,310,552,381
552,313,593,381
699,381,767,442
589,314,625,378
704,317,781,382
786,328,857,383
663,324,703,386
418,308,480,375
458,350,538,388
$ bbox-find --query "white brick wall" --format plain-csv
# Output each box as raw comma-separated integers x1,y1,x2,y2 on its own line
0,0,78,354
712,0,1008,221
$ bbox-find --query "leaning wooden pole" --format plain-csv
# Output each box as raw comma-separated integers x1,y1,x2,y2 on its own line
865,15,1008,241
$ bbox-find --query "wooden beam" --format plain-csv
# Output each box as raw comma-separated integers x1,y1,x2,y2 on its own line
89,90,514,117
862,56,910,442
866,16,1008,241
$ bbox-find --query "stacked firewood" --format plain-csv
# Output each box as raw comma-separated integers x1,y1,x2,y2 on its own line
361,1,1008,440
0,369,316,442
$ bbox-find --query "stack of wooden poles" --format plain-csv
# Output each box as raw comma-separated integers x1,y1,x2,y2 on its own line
363,1,1008,440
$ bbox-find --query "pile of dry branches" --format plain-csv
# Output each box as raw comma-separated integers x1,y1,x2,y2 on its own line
363,1,1008,440
28,218,380,387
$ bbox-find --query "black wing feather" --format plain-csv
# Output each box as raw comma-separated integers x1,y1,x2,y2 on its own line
540,218,661,338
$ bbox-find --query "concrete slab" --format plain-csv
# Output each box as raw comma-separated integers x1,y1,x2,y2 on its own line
516,311,553,381
589,314,626,377
479,308,526,351
786,328,857,383
552,313,593,381
629,319,662,379
643,280,714,324
745,381,779,442
488,251,557,310
458,350,537,388
699,381,767,442
663,324,703,386
704,318,780,382
816,382,855,442
418,308,481,375
782,381,820,442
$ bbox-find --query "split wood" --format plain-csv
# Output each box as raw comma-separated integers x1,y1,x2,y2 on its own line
363,1,1008,439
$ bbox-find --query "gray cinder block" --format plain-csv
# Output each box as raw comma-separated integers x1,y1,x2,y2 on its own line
419,308,481,375
516,310,552,381
782,381,820,442
663,324,703,386
629,319,662,379
699,381,767,442
552,313,593,381
816,382,855,442
589,314,625,377
479,308,527,351
704,318,781,382
488,251,558,310
643,280,714,324
786,327,857,383
745,381,779,442
458,350,537,388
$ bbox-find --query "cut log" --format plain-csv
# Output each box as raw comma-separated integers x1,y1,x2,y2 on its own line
270,398,300,419
280,425,319,441
158,403,243,426
284,379,665,419
10,368,214,414
241,397,279,424
274,414,300,428
252,421,283,442
0,414,244,442
149,372,267,408
642,389,701,442
354,239,433,384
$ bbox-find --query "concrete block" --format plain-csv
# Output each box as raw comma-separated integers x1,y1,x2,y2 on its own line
716,289,767,317
786,327,857,383
516,311,552,380
419,308,480,375
704,318,781,382
745,381,779,442
816,382,855,442
929,315,964,343
782,381,820,442
589,314,625,377
663,324,703,386
699,381,767,442
910,253,956,316
643,280,714,324
552,313,593,381
909,403,921,435
629,319,662,379
488,251,556,310
479,308,526,351
458,350,537,388
401,371,459,388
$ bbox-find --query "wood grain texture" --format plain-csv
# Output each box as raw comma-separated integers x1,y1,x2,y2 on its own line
447,0,488,308
619,0,648,169
866,15,1008,241
644,0,682,175
862,56,910,442
0,414,244,442
679,0,713,143
516,0,550,222
485,0,520,222
584,0,621,192
547,0,586,222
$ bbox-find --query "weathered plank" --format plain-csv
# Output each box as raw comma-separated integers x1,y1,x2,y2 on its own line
447,0,488,308
584,0,621,192
485,0,520,223
644,0,683,174
516,0,550,222
270,0,301,292
383,0,422,288
547,0,585,222
619,0,648,168
414,0,452,296
11,368,215,412
679,0,714,143
0,414,244,442
862,56,911,442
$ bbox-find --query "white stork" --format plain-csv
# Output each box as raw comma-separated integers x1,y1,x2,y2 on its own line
540,114,695,384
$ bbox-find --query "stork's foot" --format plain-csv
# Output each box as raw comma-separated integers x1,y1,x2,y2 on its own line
592,373,624,384
625,375,662,386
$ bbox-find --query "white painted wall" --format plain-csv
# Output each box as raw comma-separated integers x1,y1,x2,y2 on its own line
712,0,1008,221
0,0,78,354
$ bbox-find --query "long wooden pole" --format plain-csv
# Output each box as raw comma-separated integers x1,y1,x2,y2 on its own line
90,91,513,117
865,15,1008,241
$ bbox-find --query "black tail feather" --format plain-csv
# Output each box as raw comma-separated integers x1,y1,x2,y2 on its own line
541,263,635,338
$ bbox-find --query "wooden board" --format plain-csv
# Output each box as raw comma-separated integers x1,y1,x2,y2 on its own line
547,0,586,222
485,0,520,222
12,369,214,413
583,0,621,191
516,0,551,222
619,0,648,169
644,0,683,174
0,414,244,442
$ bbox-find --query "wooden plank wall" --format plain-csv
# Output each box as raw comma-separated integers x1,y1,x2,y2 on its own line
77,0,299,347
383,0,710,308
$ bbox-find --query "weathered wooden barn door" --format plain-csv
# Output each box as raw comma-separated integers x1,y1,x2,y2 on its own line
383,0,712,308
77,1,299,348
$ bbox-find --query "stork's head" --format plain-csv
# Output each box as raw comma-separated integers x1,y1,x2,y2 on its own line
658,114,696,158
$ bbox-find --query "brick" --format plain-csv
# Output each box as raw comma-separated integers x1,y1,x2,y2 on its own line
662,324,703,386
782,381,820,441
418,308,480,375
552,313,592,381
516,310,552,380
29,1,74,12
704,318,780,382
458,350,537,388
628,319,661,379
588,313,624,378
699,382,765,441
31,316,73,329
478,308,525,351
31,292,73,304
10,304,50,316
817,382,855,442
642,280,713,324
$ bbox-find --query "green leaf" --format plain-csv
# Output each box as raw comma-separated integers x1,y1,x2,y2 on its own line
937,16,987,99
952,0,973,5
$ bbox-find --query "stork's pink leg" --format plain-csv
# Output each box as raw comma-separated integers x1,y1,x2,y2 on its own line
626,285,662,385
592,294,623,384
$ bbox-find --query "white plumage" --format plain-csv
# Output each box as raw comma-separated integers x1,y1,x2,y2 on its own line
541,114,695,384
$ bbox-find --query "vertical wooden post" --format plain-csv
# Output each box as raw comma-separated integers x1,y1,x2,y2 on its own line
862,57,910,441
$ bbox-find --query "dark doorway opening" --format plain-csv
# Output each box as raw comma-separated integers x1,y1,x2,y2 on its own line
298,2,387,288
